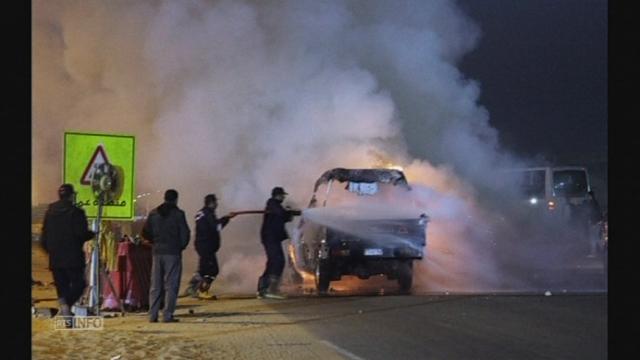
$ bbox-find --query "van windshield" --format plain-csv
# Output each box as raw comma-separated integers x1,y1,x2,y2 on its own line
517,170,546,198
553,170,588,197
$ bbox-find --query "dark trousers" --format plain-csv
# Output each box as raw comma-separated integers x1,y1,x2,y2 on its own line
197,247,219,278
149,254,182,321
51,267,86,306
257,241,285,293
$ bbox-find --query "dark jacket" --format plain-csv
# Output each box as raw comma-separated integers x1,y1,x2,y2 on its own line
194,207,230,252
41,199,95,269
260,198,300,243
142,202,190,255
588,196,603,224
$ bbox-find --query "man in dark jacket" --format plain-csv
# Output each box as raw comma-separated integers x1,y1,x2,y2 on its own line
184,194,236,299
257,187,301,299
41,184,95,317
142,189,190,322
586,190,603,257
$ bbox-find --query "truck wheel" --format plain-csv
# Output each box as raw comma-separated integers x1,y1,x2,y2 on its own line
397,261,413,294
315,260,331,295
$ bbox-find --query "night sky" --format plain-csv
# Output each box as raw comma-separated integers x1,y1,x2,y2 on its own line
457,0,607,164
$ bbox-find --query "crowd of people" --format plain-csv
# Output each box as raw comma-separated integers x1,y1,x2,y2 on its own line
39,184,301,323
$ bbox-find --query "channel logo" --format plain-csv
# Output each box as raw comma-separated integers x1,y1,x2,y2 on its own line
53,316,104,330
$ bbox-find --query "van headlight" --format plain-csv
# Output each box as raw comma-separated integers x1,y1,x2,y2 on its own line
547,201,556,210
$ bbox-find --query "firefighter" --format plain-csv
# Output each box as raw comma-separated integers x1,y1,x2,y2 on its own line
257,187,301,299
184,194,236,299
40,184,95,319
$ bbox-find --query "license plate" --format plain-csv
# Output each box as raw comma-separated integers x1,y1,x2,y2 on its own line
364,248,383,256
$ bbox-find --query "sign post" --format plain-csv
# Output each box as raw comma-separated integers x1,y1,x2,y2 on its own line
64,132,136,219
64,132,136,315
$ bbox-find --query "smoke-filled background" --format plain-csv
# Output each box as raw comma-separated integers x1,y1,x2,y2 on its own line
33,0,605,293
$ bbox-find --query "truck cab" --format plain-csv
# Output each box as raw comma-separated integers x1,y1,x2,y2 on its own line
291,168,428,295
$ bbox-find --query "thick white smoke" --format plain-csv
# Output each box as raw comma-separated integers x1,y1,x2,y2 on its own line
33,0,602,294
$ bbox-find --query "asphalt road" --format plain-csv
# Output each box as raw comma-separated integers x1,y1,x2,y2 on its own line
273,294,607,360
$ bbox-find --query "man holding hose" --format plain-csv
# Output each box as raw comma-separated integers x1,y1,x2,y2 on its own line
257,187,302,299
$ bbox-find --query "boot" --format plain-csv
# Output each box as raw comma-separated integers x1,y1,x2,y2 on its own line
57,298,73,328
197,290,217,300
264,275,286,299
182,273,202,298
199,276,215,292
58,298,72,317
256,275,269,299
197,276,217,299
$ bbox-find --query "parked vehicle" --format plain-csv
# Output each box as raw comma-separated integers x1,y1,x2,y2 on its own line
291,168,428,294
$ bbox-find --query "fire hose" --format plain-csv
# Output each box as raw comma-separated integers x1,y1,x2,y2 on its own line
227,209,302,217
228,210,266,217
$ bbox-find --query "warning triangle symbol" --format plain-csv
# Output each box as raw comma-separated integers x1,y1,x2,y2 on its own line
80,145,110,185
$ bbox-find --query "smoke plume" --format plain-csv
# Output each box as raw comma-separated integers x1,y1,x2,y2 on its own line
33,0,604,294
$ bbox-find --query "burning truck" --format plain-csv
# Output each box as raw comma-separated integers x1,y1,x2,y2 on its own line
290,168,429,294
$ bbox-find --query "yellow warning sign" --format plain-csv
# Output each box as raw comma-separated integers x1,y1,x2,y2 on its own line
63,132,136,220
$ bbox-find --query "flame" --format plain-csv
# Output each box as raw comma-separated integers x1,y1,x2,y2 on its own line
368,150,405,172
379,161,404,172
287,244,315,284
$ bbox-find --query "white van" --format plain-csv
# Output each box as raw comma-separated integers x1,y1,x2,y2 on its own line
509,166,592,219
